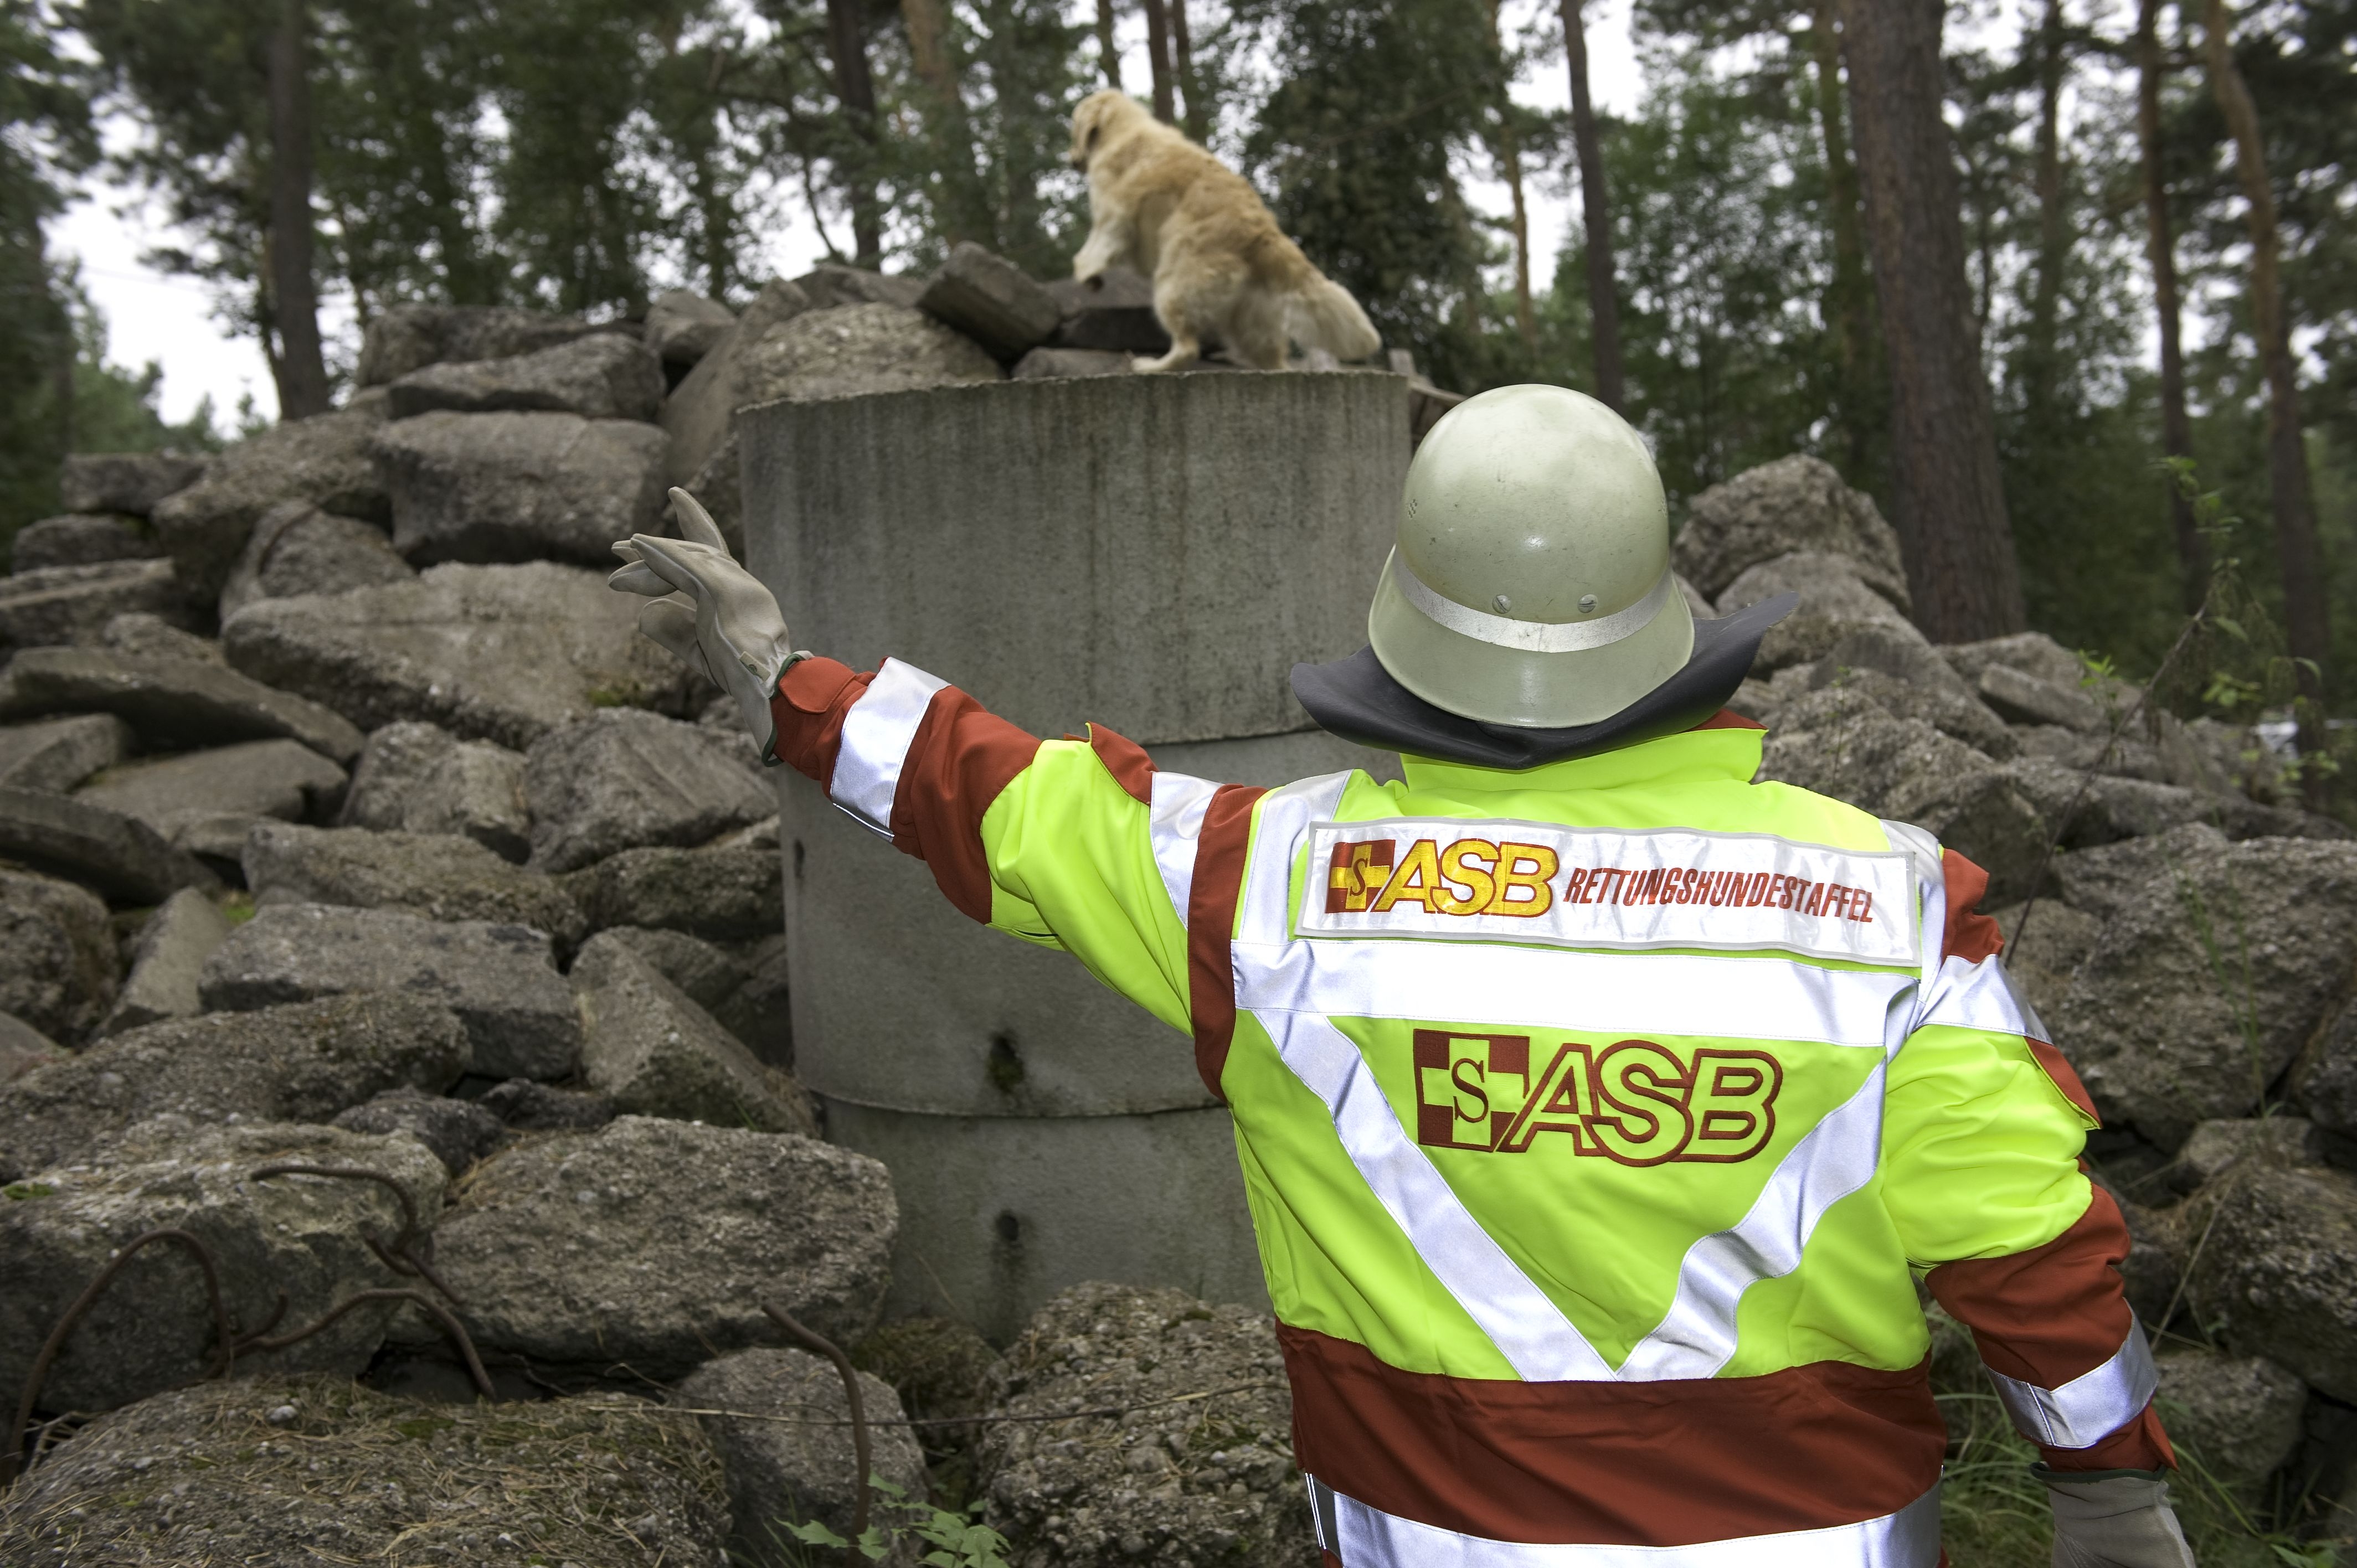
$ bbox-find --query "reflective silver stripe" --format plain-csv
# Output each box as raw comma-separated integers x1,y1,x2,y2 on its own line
1309,1475,1942,1567
1259,1007,1613,1381
1877,821,1947,1039
1918,952,2051,1044
1308,1474,1341,1554
1147,771,1219,929
1394,551,1675,654
1986,1323,2159,1450
1619,1060,1888,1379
1236,937,1909,1050
827,659,950,836
1236,773,1356,944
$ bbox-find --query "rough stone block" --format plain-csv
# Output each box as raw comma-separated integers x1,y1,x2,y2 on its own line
918,242,1062,360
0,1010,63,1083
1979,662,2104,731
1012,346,1134,380
480,1076,615,1130
0,558,192,650
75,738,347,844
200,902,580,1080
0,868,118,1041
0,646,364,762
387,332,666,422
0,712,133,792
2054,835,2357,1149
101,610,223,664
372,410,669,568
0,1374,730,1565
0,786,222,904
524,706,772,873
743,373,1407,746
1940,630,2087,693
221,561,704,750
0,1120,447,1412
96,886,233,1037
11,512,159,571
243,823,589,950
563,840,783,943
332,1085,504,1174
1045,266,1169,353
1716,551,1919,673
355,303,621,386
1674,453,1910,606
2190,1162,2357,1404
677,1347,928,1568
571,932,812,1134
151,393,391,601
0,991,468,1182
60,451,209,517
646,288,736,369
217,499,414,622
338,719,530,861
791,265,925,311
660,276,815,491
411,1115,896,1376
978,1282,1303,1561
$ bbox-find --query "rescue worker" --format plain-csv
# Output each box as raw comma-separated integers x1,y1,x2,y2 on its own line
611,384,2192,1567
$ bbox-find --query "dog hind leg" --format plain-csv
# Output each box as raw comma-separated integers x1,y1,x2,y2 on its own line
1136,262,1226,372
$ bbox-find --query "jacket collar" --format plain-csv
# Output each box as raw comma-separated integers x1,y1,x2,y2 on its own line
1400,722,1767,795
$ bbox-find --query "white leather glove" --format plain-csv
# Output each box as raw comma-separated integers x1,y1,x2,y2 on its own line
609,487,805,763
2039,1468,2197,1568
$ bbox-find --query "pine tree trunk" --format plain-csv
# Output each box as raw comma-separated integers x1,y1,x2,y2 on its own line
1838,0,2025,640
1486,0,1535,354
265,0,330,420
1809,0,1877,479
1560,0,1622,411
825,0,883,266
1095,0,1121,89
1141,0,1175,121
2137,0,2202,611
1170,0,1203,138
2202,0,2331,787
2022,0,2069,425
900,0,987,246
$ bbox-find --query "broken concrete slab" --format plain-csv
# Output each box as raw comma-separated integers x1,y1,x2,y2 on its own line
646,288,737,370
563,841,783,944
355,303,624,385
0,786,222,904
151,393,392,601
523,707,773,873
0,868,119,1042
338,719,531,862
0,559,192,651
571,933,814,1134
243,822,588,950
0,713,134,792
0,1010,63,1083
1978,662,2105,732
10,513,159,571
918,241,1062,360
372,410,670,568
95,886,234,1038
74,739,348,844
0,991,469,1182
0,646,364,763
387,332,667,422
101,611,224,664
217,499,414,623
1674,453,1911,608
220,561,704,751
332,1085,504,1174
1045,266,1169,354
200,902,580,1080
59,451,209,517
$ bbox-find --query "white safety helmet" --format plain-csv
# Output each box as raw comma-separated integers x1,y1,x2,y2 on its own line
1366,384,1692,728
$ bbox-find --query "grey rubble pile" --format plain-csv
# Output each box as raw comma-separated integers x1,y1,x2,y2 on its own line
0,247,2349,1561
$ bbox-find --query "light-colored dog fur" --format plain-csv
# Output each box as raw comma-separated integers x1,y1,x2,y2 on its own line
1067,90,1381,372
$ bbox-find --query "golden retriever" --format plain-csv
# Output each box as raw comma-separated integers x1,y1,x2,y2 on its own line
1067,90,1382,372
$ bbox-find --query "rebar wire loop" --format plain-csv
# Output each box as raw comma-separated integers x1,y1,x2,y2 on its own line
5,1228,235,1487
762,1302,873,1543
250,1164,464,1306
243,1289,494,1399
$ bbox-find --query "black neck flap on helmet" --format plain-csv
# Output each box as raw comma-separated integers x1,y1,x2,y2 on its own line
1289,592,1798,771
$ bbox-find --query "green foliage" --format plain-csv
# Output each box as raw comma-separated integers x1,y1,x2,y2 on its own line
772,1476,1011,1568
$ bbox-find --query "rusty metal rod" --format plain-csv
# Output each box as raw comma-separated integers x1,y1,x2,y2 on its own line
244,1289,493,1399
763,1302,872,1543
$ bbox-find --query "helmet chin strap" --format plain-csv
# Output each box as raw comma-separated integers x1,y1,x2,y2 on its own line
1291,593,1798,771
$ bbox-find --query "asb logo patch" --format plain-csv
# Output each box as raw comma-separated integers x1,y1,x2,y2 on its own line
1412,1030,1782,1165
1326,838,1397,914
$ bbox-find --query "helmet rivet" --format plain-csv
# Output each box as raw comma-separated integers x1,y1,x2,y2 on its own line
1492,595,1512,613
1579,594,1599,614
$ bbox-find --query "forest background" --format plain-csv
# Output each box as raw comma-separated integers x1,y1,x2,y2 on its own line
0,0,2351,745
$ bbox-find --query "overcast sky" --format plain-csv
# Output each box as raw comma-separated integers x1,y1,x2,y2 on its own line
43,1,1687,427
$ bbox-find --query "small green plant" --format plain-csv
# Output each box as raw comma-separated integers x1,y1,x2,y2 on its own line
779,1477,1012,1568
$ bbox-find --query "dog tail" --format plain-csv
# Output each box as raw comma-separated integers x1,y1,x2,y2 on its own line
1287,274,1382,362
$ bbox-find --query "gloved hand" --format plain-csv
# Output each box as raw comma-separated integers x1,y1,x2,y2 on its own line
2037,1467,2197,1568
609,487,805,763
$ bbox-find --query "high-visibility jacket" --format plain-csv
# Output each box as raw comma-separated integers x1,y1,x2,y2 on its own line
771,655,2175,1567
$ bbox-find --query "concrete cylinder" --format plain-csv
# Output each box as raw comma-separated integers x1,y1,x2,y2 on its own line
742,373,1409,1342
